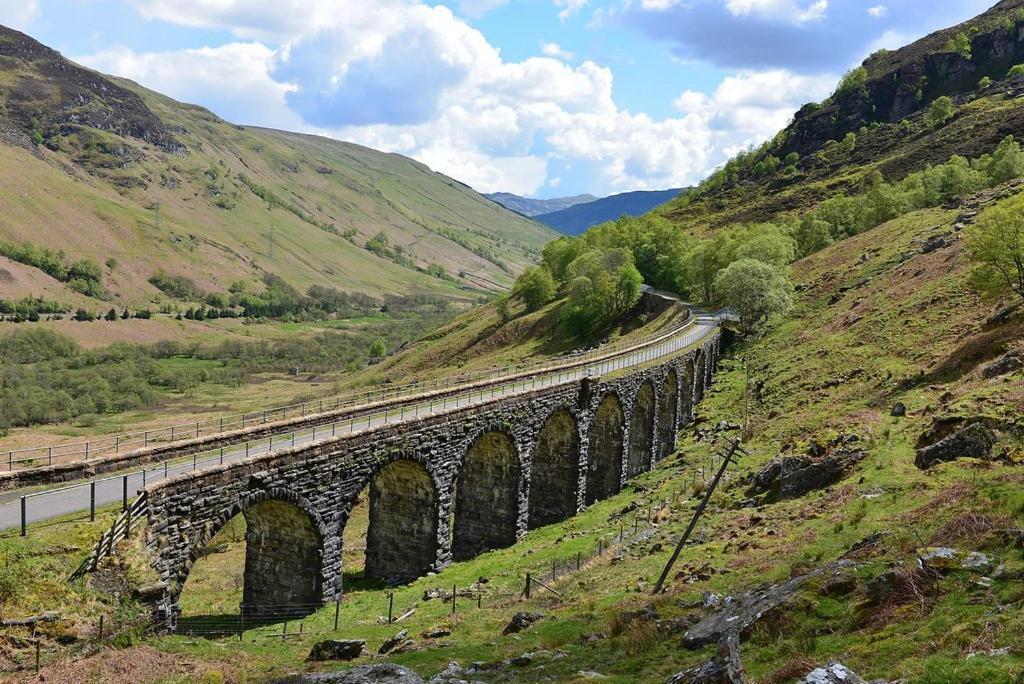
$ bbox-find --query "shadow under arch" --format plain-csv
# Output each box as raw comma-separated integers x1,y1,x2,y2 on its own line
528,408,581,529
452,429,521,560
364,458,441,584
585,392,625,505
627,380,655,478
657,368,679,462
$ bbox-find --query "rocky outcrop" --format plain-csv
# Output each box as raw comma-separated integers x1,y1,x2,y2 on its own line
914,422,997,469
982,353,1022,379
683,562,851,648
666,633,747,684
502,612,544,635
307,639,365,662
751,449,866,500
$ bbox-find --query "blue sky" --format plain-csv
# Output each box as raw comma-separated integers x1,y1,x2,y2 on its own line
0,0,996,197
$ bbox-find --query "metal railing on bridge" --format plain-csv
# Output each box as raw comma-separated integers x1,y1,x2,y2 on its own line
1,305,702,472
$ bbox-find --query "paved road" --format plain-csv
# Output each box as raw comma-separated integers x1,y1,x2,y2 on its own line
0,318,719,533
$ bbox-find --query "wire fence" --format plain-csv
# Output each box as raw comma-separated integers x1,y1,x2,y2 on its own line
8,317,721,536
1,305,703,471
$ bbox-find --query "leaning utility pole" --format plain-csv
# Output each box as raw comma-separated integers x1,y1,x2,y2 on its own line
652,438,747,594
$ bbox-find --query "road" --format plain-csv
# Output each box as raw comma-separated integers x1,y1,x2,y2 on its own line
0,317,719,533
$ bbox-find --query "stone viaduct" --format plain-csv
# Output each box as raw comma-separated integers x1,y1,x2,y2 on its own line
142,325,721,622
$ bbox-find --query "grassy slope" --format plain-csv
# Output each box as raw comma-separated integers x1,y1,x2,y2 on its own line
0,25,556,311
2,200,1021,682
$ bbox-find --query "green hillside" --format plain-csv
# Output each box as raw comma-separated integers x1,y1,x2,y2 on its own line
0,24,555,313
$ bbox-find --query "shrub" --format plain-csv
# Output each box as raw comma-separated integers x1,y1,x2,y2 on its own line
835,66,868,97
926,96,955,127
945,31,972,59
978,76,992,89
1008,64,1024,79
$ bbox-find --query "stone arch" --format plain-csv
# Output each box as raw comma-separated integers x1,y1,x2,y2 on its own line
365,459,440,583
174,487,329,617
585,393,625,504
657,368,679,462
528,408,581,529
627,381,656,478
452,430,521,560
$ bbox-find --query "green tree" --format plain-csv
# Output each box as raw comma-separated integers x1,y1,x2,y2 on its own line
514,266,557,312
835,66,868,97
794,217,833,257
945,31,972,59
986,135,1024,184
713,259,793,336
926,96,956,127
561,248,643,335
681,235,735,304
965,194,1024,303
735,225,796,270
368,337,388,358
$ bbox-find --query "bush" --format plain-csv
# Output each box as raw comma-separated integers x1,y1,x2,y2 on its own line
926,96,956,127
978,76,992,89
1008,64,1024,79
945,31,972,59
835,66,868,97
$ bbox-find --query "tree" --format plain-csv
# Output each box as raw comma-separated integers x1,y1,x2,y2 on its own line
841,132,857,153
945,31,972,59
714,259,793,336
514,266,556,312
561,248,643,335
926,96,956,127
965,193,1024,303
369,337,388,358
735,226,796,270
104,308,118,321
794,217,833,257
681,234,736,303
986,135,1024,184
835,66,868,97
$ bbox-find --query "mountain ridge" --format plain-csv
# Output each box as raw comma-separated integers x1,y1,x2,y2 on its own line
0,24,557,310
484,192,597,217
535,187,684,234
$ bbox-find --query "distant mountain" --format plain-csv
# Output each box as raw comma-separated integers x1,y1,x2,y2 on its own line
535,189,684,235
484,192,597,217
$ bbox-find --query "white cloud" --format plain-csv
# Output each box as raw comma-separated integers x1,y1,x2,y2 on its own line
541,42,574,60
109,0,842,195
458,0,509,17
867,4,888,18
0,0,39,30
639,0,681,10
554,0,587,21
77,42,302,130
725,0,828,24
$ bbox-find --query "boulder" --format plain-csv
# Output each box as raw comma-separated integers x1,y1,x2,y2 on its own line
866,570,901,606
819,568,858,598
379,630,410,655
917,547,994,574
890,402,906,417
276,663,421,683
914,422,997,469
667,633,747,684
502,612,544,635
307,639,365,662
751,451,866,500
982,354,1022,379
800,662,865,684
